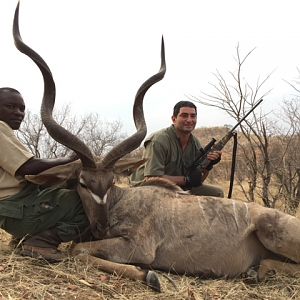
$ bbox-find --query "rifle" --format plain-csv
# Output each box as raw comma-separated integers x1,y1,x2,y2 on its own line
193,98,263,171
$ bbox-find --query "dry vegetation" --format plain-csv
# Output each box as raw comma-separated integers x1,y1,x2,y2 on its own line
1,226,300,300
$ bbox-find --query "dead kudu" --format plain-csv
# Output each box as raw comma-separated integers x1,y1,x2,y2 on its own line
13,2,300,293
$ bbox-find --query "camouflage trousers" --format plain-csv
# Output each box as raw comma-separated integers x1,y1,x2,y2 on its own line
0,183,90,242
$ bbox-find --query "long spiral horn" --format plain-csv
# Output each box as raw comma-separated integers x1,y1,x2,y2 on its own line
102,37,166,168
13,1,96,169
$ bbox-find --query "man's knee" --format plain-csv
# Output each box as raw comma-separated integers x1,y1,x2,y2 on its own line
214,187,224,198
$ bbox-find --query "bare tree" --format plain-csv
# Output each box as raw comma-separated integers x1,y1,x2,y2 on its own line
17,110,44,158
78,114,126,157
17,105,126,159
272,98,300,212
190,45,279,206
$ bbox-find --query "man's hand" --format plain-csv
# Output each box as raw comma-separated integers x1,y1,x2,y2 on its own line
207,150,222,161
206,151,222,171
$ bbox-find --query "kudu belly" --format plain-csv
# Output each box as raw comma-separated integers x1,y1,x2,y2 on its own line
151,228,269,277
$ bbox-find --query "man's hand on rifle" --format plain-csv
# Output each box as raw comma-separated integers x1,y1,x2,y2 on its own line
206,151,222,171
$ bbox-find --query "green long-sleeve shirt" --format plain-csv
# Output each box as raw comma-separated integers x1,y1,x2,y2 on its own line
130,125,203,185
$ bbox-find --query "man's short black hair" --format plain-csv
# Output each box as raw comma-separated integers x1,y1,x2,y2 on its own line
173,101,197,117
0,87,21,101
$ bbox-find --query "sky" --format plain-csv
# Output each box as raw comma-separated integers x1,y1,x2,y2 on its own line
0,0,300,136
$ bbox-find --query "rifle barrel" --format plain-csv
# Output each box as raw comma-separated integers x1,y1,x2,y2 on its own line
230,98,263,132
203,138,216,152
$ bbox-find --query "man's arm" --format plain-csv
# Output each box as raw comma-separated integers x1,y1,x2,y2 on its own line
144,139,222,187
145,150,222,189
159,175,186,186
141,138,187,186
16,156,78,176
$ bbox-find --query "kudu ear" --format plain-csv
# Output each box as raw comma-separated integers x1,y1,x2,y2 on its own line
25,160,82,186
113,157,147,176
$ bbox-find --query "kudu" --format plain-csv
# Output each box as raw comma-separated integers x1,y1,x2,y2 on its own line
13,1,300,293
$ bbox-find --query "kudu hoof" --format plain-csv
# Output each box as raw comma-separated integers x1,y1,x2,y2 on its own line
145,270,161,292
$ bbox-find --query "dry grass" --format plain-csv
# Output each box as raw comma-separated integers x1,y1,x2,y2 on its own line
1,229,300,300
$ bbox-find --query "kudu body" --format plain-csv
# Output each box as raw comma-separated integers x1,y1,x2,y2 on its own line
13,2,300,292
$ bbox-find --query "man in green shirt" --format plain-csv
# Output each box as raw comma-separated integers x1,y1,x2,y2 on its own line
131,101,224,197
0,87,90,261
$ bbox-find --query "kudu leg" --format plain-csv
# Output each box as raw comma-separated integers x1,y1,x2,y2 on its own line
72,237,160,291
253,205,300,263
258,259,300,280
75,254,161,292
72,237,156,265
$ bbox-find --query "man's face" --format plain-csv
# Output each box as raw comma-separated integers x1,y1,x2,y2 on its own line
0,92,25,130
172,106,197,134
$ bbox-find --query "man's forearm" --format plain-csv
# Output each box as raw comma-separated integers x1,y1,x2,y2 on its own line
16,157,77,176
145,175,186,187
161,175,186,187
146,170,209,189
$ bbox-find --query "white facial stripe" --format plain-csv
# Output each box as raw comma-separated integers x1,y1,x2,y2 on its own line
90,190,108,205
79,178,109,205
103,193,108,204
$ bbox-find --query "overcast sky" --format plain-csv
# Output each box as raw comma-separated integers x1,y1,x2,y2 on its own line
0,0,299,136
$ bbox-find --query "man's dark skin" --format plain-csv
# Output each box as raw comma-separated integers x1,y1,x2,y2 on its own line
0,89,77,175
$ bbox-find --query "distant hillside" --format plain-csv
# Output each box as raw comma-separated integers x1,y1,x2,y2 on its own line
194,126,231,143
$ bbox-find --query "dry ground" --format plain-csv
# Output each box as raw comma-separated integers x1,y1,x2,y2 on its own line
1,230,300,299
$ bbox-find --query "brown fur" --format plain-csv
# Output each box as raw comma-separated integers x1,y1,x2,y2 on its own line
139,177,189,194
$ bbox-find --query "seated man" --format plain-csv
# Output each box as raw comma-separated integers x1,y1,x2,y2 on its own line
130,101,224,197
0,87,90,261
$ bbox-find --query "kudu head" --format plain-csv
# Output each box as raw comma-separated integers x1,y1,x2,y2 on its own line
13,1,166,238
